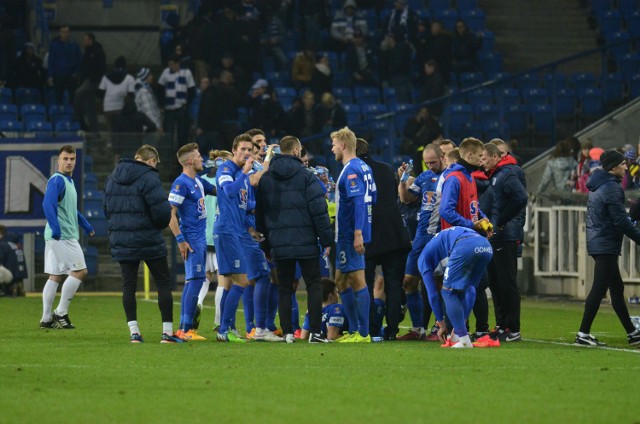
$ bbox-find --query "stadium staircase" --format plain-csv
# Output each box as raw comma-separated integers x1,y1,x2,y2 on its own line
482,0,600,73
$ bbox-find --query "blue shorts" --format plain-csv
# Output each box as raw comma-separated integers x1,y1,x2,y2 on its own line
242,236,269,280
404,233,433,276
185,241,207,281
214,233,246,275
443,236,493,291
335,240,365,274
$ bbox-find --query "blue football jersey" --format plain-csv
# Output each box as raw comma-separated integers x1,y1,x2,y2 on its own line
214,160,249,235
408,169,441,237
418,226,481,275
335,157,376,243
303,303,348,335
244,170,257,231
168,173,215,244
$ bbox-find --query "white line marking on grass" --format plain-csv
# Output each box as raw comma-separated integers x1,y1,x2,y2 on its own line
523,338,640,354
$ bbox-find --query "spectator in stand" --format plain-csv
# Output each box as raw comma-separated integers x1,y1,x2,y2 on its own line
134,68,162,133
15,43,46,89
197,70,242,151
288,90,318,138
310,55,333,99
330,0,368,52
210,6,242,71
158,53,196,168
576,147,604,194
345,28,379,88
385,0,419,45
536,138,578,196
182,6,214,84
74,33,106,132
235,0,262,73
174,43,195,76
296,0,327,48
313,92,348,134
418,60,446,115
111,96,157,158
424,21,453,84
381,30,413,103
212,52,250,98
0,226,28,297
621,146,638,190
98,56,135,131
292,46,316,89
247,79,286,137
47,25,82,104
414,19,431,70
261,12,287,71
451,20,481,75
403,106,442,151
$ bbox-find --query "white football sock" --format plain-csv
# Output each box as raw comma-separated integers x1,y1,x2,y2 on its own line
128,320,140,335
41,279,59,321
214,286,223,326
55,275,82,316
162,322,173,335
197,279,210,306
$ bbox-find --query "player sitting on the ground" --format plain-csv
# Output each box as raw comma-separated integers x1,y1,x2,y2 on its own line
300,279,348,341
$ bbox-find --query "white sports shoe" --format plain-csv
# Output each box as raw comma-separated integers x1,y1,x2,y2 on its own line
451,335,473,349
285,334,296,344
254,329,284,342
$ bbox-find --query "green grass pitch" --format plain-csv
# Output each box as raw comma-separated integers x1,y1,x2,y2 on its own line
1,295,638,424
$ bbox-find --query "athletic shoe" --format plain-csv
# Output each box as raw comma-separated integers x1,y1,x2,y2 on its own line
193,304,202,330
309,333,329,343
470,331,489,342
39,320,58,329
212,324,220,333
349,333,371,343
217,330,246,343
52,312,75,329
440,339,455,348
161,333,186,343
273,328,283,337
451,337,473,349
335,332,354,343
255,329,284,342
230,329,244,340
424,332,440,341
575,333,606,347
627,330,640,346
505,331,521,342
285,334,296,344
246,328,257,340
488,326,503,340
184,329,207,341
175,329,189,341
472,335,501,348
293,328,302,339
130,333,144,343
397,328,426,341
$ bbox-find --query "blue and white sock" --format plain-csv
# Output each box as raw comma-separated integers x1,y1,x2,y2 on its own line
243,284,255,333
220,285,244,334
353,287,371,337
340,287,359,334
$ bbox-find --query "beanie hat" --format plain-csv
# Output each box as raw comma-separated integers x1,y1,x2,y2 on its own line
136,67,150,81
600,149,625,172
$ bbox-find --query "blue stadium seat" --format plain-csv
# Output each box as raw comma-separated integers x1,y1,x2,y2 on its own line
449,120,481,142
84,155,93,173
468,88,493,108
0,87,11,103
543,73,569,92
83,246,98,275
479,52,503,75
83,190,104,212
15,87,42,105
618,53,640,76
333,87,353,104
495,87,520,107
430,0,452,14
21,103,46,121
274,87,297,99
0,119,22,132
456,0,478,14
478,30,494,52
605,31,631,61
571,72,597,92
55,120,81,133
0,103,18,120
436,9,459,31
461,8,486,31
626,12,640,36
517,73,541,92
618,0,639,16
26,120,52,133
554,88,577,120
474,103,499,122
383,87,398,110
488,71,511,83
408,0,425,9
505,104,529,135
85,172,99,191
531,103,554,136
589,0,613,18
343,103,362,124
483,120,509,141
362,103,389,120
394,103,414,133
629,73,640,98
603,73,624,105
354,86,381,103
445,103,473,129
265,71,290,86
86,209,108,238
579,88,605,120
370,120,392,142
521,88,549,105
598,10,622,35
459,72,483,88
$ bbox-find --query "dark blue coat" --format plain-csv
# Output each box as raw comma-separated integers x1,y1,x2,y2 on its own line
586,169,640,256
256,154,333,260
486,156,528,242
103,159,171,262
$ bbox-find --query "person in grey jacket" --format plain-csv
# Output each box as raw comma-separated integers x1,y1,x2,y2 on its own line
536,139,577,195
576,150,640,347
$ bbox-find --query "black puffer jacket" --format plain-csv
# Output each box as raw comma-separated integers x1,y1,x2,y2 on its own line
586,169,640,256
256,154,333,260
103,159,171,261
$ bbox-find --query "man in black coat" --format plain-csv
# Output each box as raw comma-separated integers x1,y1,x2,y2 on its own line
74,33,106,132
576,150,640,347
256,136,333,343
103,145,182,344
356,138,412,339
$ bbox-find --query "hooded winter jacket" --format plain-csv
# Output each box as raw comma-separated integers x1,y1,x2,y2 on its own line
103,159,171,261
256,154,333,260
586,168,640,256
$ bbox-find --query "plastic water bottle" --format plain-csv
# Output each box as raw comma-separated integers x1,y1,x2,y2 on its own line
400,159,413,183
252,160,264,172
371,336,383,342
